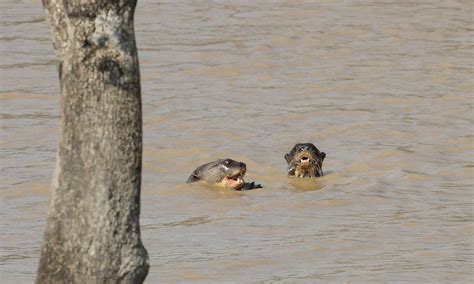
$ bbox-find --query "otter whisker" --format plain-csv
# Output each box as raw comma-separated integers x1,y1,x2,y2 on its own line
314,163,323,177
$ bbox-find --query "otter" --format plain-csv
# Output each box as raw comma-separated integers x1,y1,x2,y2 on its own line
285,143,326,178
187,158,262,190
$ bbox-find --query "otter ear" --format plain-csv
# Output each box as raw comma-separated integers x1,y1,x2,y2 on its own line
321,152,326,160
284,153,290,163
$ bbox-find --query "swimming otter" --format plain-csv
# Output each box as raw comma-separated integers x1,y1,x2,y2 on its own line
285,143,326,178
187,158,262,190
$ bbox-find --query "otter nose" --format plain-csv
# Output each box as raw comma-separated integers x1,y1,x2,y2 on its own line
239,162,246,169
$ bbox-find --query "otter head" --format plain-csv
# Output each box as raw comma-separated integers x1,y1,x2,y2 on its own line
216,159,247,189
285,143,326,178
187,158,247,189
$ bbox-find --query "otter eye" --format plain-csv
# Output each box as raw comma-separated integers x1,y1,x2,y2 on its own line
224,159,231,165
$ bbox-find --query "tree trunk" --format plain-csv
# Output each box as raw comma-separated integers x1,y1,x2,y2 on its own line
37,1,149,283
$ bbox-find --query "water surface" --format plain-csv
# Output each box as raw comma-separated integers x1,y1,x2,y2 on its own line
1,0,473,282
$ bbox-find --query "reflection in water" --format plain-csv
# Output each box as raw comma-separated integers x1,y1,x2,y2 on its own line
287,176,325,192
1,0,473,282
188,182,248,198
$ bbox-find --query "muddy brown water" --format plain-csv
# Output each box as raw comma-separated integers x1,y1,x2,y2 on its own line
1,0,473,283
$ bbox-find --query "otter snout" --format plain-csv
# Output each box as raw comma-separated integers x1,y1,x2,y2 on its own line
299,154,316,165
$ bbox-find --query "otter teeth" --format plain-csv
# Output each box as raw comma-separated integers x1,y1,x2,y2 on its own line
227,174,244,184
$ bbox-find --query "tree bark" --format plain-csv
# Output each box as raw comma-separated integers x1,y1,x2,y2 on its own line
37,0,149,283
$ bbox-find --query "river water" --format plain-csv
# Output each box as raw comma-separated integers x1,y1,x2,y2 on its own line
1,0,473,283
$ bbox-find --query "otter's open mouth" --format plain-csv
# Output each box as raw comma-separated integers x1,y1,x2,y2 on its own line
222,171,246,188
300,156,310,165
293,153,323,177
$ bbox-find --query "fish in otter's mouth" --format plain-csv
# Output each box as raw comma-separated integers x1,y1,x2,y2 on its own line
285,143,326,178
187,158,262,190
